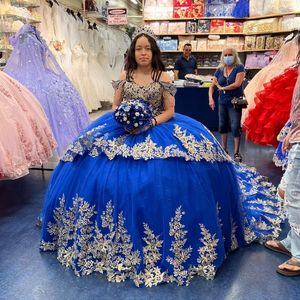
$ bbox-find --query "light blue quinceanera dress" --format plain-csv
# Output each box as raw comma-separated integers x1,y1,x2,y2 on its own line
40,79,282,287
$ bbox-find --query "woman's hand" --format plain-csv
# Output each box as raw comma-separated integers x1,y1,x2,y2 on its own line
129,126,148,135
209,97,215,110
282,130,292,153
216,83,221,90
128,122,153,135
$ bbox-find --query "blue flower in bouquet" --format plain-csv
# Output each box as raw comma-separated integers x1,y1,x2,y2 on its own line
114,99,153,132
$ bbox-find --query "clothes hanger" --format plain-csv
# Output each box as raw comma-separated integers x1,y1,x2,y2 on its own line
70,10,77,20
46,0,53,7
87,20,94,30
93,23,98,31
77,12,83,22
284,29,299,43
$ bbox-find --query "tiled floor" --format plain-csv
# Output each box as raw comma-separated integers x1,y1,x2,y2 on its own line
0,130,299,300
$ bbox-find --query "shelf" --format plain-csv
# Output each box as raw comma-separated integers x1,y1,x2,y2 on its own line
161,49,279,53
161,50,223,53
0,31,16,34
11,0,40,8
241,49,278,52
158,32,242,36
0,14,41,24
246,11,300,20
144,16,242,22
157,30,291,37
197,67,217,69
165,65,263,70
244,30,292,36
0,48,12,52
144,11,300,22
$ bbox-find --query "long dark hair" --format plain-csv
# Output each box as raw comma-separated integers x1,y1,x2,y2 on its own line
125,33,165,82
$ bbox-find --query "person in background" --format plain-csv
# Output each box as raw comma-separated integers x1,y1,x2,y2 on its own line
208,47,245,162
174,43,197,80
264,58,300,277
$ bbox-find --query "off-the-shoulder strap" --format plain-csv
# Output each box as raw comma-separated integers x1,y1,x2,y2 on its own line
159,81,177,96
112,79,126,91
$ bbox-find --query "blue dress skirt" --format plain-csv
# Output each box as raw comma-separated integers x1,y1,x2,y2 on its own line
273,120,291,170
40,81,282,287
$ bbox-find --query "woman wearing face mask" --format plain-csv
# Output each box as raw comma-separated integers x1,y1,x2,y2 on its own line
208,48,245,162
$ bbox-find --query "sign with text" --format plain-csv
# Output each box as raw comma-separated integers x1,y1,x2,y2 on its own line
107,8,127,25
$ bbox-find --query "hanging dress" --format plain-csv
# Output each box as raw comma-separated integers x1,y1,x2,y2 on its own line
242,36,299,124
0,71,56,179
4,24,90,156
243,65,298,147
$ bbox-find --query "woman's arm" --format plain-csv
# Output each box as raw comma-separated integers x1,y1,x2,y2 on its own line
112,71,126,110
154,72,175,126
174,70,179,80
208,76,218,110
222,71,245,91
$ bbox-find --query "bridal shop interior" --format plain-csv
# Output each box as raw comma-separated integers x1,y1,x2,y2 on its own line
1,0,300,299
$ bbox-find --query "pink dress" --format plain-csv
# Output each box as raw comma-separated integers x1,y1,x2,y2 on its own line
0,71,56,180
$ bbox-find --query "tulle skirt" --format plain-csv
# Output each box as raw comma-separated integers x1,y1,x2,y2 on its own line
0,72,56,179
243,66,298,147
40,113,282,286
4,70,90,156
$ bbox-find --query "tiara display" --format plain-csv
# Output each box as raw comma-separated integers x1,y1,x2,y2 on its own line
132,26,157,41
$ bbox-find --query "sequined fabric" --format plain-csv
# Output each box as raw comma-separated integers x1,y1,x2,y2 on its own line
112,80,176,117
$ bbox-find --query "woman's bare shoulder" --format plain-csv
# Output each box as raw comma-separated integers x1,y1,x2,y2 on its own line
119,70,127,80
160,71,171,83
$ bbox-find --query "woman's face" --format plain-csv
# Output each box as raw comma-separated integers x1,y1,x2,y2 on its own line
135,36,152,67
223,48,233,58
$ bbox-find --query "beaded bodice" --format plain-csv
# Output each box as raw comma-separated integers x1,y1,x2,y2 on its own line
112,80,176,116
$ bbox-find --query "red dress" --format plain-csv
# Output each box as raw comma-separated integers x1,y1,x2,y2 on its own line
243,66,298,147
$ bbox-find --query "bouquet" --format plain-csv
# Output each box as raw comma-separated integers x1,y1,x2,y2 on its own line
114,99,153,132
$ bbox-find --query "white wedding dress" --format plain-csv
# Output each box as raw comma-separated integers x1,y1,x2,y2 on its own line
36,0,130,107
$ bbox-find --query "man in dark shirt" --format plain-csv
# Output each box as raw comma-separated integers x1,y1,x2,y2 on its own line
174,43,197,80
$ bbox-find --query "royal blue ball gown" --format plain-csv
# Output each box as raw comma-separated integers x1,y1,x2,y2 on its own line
40,80,282,287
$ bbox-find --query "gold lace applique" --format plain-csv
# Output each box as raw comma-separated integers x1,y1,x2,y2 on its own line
166,207,193,285
63,124,229,163
174,125,229,162
193,224,219,280
134,223,166,287
62,124,107,161
41,196,222,286
40,197,141,281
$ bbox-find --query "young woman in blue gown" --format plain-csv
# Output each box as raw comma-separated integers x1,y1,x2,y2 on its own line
40,27,282,287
